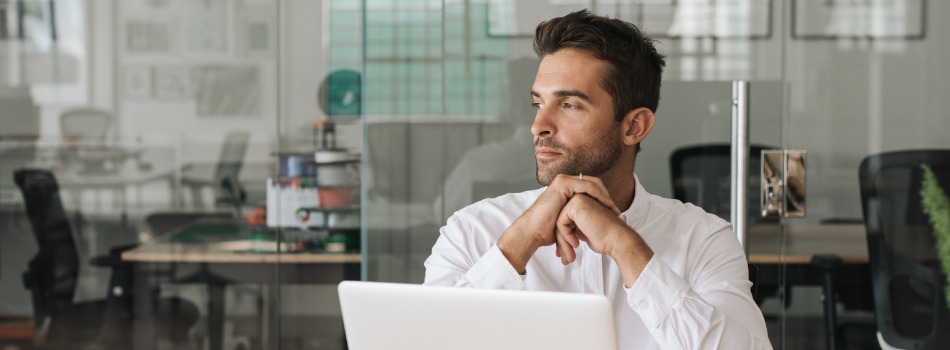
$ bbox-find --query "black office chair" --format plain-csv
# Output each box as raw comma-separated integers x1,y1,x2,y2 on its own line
15,169,198,348
748,264,759,301
670,144,774,222
859,150,950,349
671,144,783,307
809,253,879,350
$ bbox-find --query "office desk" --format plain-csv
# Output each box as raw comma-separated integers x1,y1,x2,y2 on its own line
123,243,361,264
122,223,360,350
747,223,868,264
745,223,873,313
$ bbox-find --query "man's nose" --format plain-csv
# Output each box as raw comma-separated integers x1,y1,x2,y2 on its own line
531,107,555,137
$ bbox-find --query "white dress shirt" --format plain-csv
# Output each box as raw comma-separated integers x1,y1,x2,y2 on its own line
424,175,772,349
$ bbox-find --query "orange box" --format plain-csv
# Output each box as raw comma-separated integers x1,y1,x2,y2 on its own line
318,186,355,207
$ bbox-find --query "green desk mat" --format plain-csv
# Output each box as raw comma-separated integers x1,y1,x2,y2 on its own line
167,224,275,243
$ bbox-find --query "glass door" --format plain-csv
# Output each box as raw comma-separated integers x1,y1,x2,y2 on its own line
613,2,788,348
778,0,948,349
358,1,950,349
360,0,791,348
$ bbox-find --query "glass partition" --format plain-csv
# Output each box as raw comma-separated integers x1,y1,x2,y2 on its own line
362,0,516,283
778,0,949,349
0,0,361,349
359,0,788,348
3,0,949,349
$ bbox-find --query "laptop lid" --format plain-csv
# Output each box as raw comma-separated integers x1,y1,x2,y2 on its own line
338,281,618,350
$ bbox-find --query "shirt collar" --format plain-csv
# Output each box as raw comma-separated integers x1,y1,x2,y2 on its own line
621,174,649,228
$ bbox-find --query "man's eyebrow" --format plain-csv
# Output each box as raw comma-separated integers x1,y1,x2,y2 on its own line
555,90,592,103
529,89,593,103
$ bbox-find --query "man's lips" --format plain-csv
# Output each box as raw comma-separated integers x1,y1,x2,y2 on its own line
535,147,562,159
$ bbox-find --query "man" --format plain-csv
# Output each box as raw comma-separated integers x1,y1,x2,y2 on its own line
424,9,771,350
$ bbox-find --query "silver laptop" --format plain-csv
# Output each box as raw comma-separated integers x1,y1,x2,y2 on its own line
338,281,618,350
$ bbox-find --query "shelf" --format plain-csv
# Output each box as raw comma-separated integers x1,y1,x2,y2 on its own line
268,176,358,187
304,159,360,166
271,151,317,156
298,205,360,213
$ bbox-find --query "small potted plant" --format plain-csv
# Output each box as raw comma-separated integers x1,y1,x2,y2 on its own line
921,164,950,306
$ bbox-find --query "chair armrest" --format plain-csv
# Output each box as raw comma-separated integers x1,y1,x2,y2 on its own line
89,244,139,267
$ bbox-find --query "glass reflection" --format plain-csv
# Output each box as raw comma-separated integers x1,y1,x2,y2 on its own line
434,57,538,221
2,0,949,349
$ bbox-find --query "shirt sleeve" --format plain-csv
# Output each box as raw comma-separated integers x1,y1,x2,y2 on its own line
625,226,772,350
423,214,526,289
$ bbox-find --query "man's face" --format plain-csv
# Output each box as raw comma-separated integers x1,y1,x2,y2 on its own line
531,48,622,186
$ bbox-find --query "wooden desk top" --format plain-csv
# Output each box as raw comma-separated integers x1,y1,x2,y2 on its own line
123,221,865,265
122,219,361,264
122,243,361,264
747,223,867,264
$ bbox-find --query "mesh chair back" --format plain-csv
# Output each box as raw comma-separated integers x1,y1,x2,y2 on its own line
859,149,950,349
670,144,773,221
60,108,112,141
14,169,79,324
213,131,250,200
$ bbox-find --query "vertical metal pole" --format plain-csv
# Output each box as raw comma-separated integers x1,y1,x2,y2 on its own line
731,81,750,250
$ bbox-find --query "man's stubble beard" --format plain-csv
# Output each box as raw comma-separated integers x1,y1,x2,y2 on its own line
535,133,621,186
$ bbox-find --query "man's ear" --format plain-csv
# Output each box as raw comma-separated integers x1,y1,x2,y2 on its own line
621,107,655,146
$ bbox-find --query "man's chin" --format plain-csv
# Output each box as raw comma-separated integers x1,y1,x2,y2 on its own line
535,166,558,186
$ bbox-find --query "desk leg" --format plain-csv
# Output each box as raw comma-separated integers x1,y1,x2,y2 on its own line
812,254,843,350
208,283,225,350
261,284,272,349
343,263,360,280
131,262,157,349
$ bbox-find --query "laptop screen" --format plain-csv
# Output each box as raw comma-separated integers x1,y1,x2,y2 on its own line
338,281,618,350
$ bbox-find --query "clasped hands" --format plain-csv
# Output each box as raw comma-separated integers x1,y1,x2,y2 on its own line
498,173,643,274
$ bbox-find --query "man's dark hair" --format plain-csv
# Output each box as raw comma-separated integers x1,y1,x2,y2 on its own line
534,9,665,122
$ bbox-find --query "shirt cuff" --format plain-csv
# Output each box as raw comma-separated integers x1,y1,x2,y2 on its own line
462,245,526,290
625,257,690,327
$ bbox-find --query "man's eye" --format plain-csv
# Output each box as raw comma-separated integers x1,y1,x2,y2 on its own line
563,102,577,109
531,102,543,110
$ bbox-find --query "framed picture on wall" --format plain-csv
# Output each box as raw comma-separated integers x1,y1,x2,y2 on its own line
125,20,172,54
792,0,925,39
487,0,771,39
236,7,276,58
487,0,589,38
153,65,192,100
124,65,152,98
602,0,772,39
193,64,261,117
183,0,231,55
123,0,171,12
